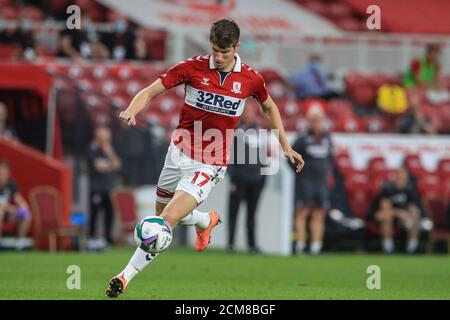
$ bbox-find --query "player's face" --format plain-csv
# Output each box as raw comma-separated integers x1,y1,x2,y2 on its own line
211,43,239,71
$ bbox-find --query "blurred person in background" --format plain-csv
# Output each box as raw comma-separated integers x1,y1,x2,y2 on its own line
368,167,421,254
0,102,18,140
291,53,337,100
291,105,333,255
396,94,436,134
10,16,37,61
0,161,32,250
226,104,266,254
58,14,110,60
0,12,11,43
100,17,149,61
87,126,122,248
403,43,441,90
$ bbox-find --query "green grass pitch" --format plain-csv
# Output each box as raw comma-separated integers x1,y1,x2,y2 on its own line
0,247,449,300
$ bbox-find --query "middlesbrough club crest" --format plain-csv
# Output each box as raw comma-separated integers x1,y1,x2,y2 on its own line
231,81,242,94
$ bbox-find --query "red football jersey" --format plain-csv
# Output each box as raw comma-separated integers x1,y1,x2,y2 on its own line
159,54,269,166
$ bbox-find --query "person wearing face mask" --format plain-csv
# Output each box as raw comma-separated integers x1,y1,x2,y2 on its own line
100,18,148,61
291,53,337,100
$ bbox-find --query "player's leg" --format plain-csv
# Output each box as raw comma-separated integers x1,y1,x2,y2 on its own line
309,186,330,255
395,206,420,253
15,207,32,250
176,163,226,252
310,207,326,255
375,198,395,253
227,180,243,253
0,205,6,241
294,182,312,254
106,147,181,298
246,179,264,254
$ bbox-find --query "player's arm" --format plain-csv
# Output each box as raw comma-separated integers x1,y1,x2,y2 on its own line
119,78,167,126
260,95,304,173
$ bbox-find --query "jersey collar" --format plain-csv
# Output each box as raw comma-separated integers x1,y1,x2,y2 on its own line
209,54,242,72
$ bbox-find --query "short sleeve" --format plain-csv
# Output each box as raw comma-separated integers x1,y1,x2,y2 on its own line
159,59,193,89
253,73,269,103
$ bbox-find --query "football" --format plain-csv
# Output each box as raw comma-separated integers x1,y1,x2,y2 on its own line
134,216,173,253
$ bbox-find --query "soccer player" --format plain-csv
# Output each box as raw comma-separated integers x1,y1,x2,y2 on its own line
106,19,304,298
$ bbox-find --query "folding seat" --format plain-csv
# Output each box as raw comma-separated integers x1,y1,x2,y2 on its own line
277,99,302,118
303,98,328,115
347,188,372,219
63,64,85,79
334,151,353,176
77,77,95,92
368,156,387,176
125,80,145,97
327,99,353,120
259,69,285,84
424,193,450,253
100,79,119,96
333,115,363,133
437,158,450,180
403,154,425,178
344,170,370,195
91,65,111,80
20,6,45,21
352,83,377,106
417,173,443,198
113,64,137,81
363,116,391,133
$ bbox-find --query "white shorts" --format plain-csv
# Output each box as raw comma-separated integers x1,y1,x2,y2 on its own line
156,143,227,205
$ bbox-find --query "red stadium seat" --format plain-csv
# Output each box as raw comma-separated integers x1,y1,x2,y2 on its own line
303,98,328,114
344,170,370,194
347,189,372,219
333,116,363,133
64,64,85,79
363,116,391,133
403,154,425,178
437,158,450,180
20,6,45,21
277,99,303,118
334,151,353,176
113,64,137,80
77,77,97,92
259,69,285,84
91,65,111,80
111,188,137,245
29,186,82,252
125,80,145,97
424,194,450,253
418,173,443,198
100,79,119,95
327,99,354,119
367,156,387,176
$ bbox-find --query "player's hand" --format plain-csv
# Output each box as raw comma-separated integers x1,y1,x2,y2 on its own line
285,148,305,174
119,110,136,126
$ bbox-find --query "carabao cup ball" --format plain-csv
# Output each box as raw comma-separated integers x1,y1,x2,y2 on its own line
134,216,173,253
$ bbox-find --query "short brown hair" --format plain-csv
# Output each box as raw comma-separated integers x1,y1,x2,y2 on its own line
210,18,240,49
